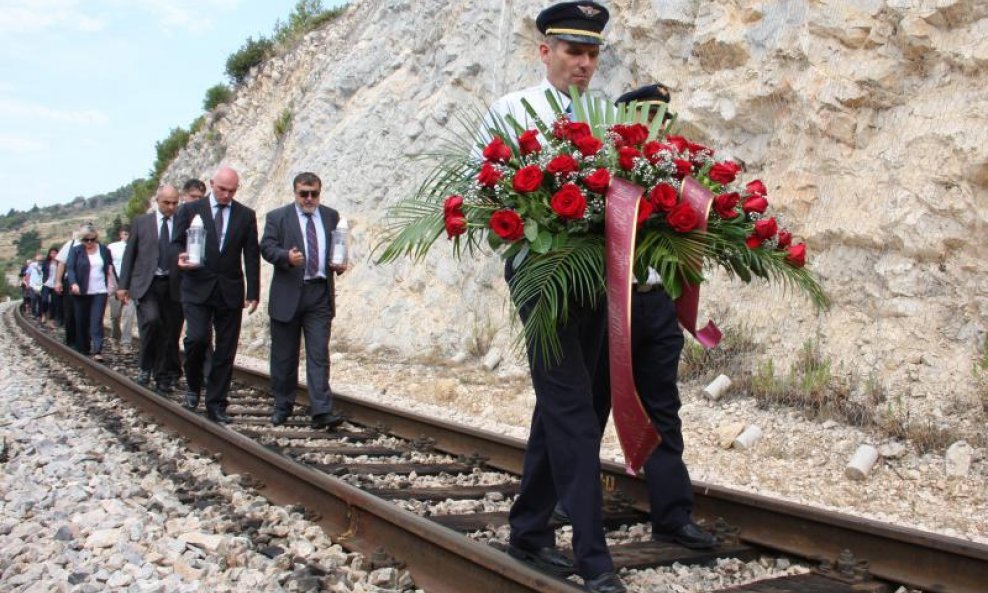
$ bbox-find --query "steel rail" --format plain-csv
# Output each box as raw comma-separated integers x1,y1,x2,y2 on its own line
231,366,988,593
14,309,582,593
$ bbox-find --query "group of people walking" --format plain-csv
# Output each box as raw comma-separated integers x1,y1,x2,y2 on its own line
20,3,716,590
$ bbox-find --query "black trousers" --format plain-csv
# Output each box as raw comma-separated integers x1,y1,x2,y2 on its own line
593,288,693,532
269,281,334,417
136,277,183,380
62,290,78,347
183,288,242,416
505,263,613,580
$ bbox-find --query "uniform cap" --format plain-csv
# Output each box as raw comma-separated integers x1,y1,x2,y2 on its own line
536,1,609,46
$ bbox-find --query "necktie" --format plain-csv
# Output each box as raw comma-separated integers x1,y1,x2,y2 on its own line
215,204,227,249
157,217,170,272
304,213,319,278
565,101,574,120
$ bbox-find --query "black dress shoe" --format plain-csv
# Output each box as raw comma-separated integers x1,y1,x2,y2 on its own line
652,521,717,549
136,370,152,387
584,571,626,593
155,378,175,394
506,545,575,577
271,412,289,426
182,391,200,410
208,411,231,424
311,412,344,430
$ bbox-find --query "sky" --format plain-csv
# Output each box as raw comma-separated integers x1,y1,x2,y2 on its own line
0,0,346,214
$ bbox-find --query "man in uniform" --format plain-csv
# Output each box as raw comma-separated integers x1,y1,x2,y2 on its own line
484,3,626,592
592,84,718,550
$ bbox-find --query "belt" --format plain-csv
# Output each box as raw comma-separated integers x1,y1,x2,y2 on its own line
303,277,327,285
153,274,170,280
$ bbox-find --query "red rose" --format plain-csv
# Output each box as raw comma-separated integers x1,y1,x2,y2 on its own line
665,135,689,153
489,209,525,242
483,137,512,163
565,121,592,141
546,154,579,176
443,195,463,215
713,192,740,219
786,243,806,267
583,168,610,194
518,129,542,156
754,217,778,240
618,146,642,170
666,202,700,233
637,198,654,227
444,213,467,239
477,162,502,188
550,183,587,219
648,183,678,212
552,118,569,140
672,159,693,178
613,124,649,147
708,161,741,185
574,135,604,157
643,141,671,163
743,195,769,214
746,235,763,249
688,141,713,156
745,179,767,196
512,165,544,193
777,229,793,248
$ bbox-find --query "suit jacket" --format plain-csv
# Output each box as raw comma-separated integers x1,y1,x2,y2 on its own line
118,212,180,300
172,197,260,308
260,203,339,322
65,244,115,294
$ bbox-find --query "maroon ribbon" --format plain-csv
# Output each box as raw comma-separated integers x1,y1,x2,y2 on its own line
605,178,660,475
677,177,722,349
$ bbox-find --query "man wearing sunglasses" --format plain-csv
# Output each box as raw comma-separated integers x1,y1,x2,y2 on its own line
260,172,347,430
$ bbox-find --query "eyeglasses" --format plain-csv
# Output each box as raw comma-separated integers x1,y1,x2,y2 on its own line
81,237,96,243
297,190,320,199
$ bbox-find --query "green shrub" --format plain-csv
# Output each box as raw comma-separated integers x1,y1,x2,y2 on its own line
274,108,293,139
273,1,347,46
14,229,41,259
203,84,233,111
225,36,274,84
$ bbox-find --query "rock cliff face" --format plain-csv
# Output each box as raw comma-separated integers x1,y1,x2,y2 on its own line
165,0,988,426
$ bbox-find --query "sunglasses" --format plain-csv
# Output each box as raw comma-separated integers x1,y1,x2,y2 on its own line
81,237,97,243
297,190,320,199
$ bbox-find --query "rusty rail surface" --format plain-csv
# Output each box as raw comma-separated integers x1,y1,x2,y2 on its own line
232,363,988,593
17,308,988,593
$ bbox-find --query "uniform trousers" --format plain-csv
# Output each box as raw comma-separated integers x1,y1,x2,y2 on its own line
136,276,183,381
269,281,334,417
593,287,693,532
506,263,613,580
182,287,242,417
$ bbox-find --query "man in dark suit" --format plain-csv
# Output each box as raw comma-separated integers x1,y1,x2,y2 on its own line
116,185,183,394
172,166,260,424
260,172,347,430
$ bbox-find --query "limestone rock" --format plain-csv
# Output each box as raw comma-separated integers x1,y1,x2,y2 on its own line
945,441,974,477
716,422,746,449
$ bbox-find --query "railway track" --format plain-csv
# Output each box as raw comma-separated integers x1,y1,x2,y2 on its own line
13,307,988,593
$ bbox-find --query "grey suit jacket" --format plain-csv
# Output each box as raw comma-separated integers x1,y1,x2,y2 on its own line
118,212,176,300
260,203,340,323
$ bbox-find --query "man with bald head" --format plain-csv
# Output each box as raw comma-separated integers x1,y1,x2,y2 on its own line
117,185,184,393
173,166,260,423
